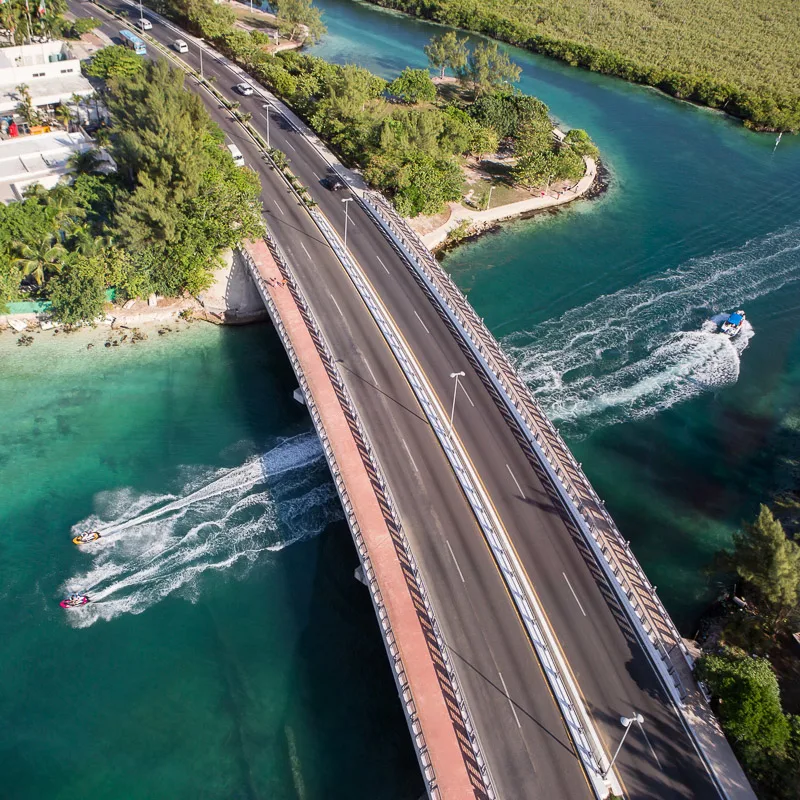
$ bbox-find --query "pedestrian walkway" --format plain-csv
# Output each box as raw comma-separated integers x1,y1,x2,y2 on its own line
243,238,490,800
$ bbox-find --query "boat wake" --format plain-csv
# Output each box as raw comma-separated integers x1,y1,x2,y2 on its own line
63,433,341,627
504,224,800,431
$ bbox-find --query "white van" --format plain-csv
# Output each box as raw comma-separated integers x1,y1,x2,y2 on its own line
173,39,188,53
135,17,152,30
227,144,245,167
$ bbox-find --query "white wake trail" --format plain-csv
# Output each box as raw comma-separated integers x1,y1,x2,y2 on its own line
504,224,800,430
63,433,342,626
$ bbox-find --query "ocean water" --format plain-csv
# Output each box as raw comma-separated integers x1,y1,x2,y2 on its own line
0,324,421,800
3,3,800,797
310,0,800,629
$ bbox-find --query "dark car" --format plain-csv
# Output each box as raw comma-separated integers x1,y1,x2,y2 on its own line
321,176,346,191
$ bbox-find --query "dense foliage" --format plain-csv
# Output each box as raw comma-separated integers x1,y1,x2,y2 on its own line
696,649,800,799
84,45,145,79
0,0,98,42
364,0,800,131
0,59,263,321
157,0,595,216
717,505,800,630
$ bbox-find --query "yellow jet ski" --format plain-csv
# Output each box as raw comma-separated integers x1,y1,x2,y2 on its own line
72,531,101,545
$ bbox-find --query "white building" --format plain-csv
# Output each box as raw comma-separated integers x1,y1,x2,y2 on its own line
0,40,94,115
0,129,94,202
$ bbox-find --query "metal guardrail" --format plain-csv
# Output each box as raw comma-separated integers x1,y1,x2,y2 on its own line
240,235,495,800
359,190,692,700
304,209,610,795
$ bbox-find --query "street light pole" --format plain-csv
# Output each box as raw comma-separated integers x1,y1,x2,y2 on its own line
603,714,644,779
485,184,494,210
139,0,144,24
449,371,465,432
342,197,353,251
262,102,271,148
199,45,203,80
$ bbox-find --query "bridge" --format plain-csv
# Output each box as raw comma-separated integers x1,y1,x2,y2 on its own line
70,3,755,796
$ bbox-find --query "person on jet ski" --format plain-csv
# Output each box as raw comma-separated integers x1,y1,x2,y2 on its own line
69,593,83,604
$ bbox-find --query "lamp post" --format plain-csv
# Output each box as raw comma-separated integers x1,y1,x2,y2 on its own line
485,184,494,211
448,371,465,433
139,0,144,25
603,714,644,779
199,45,203,80
342,197,353,251
262,102,271,148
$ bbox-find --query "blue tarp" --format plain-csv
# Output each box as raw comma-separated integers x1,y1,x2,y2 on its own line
727,313,743,325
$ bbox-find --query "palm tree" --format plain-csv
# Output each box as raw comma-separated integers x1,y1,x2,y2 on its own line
67,148,103,176
14,236,69,286
54,102,72,131
15,83,40,125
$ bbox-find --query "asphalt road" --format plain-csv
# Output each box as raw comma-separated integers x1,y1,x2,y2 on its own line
71,5,722,797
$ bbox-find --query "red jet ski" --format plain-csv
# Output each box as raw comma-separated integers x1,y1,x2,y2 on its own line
60,594,90,609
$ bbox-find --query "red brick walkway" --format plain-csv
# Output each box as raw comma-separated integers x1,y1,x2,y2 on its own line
245,239,482,799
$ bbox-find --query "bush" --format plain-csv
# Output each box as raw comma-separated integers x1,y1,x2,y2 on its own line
48,256,106,326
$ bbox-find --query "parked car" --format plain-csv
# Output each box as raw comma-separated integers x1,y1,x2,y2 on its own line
173,39,188,53
135,17,152,30
235,82,254,96
321,176,346,191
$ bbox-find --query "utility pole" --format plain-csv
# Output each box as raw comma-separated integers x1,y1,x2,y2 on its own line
199,45,203,80
262,102,271,148
603,714,644,779
448,371,465,433
342,197,353,251
485,184,494,211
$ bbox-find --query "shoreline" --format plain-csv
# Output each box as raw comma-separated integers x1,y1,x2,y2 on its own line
0,249,269,336
427,157,609,255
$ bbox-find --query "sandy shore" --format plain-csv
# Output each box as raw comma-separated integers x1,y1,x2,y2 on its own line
0,249,268,335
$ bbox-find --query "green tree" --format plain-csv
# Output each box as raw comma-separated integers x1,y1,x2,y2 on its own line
84,45,145,79
13,235,68,286
388,67,437,103
15,83,40,125
458,41,521,98
274,0,326,43
564,128,599,158
721,505,800,629
48,255,107,325
696,648,790,753
424,31,468,80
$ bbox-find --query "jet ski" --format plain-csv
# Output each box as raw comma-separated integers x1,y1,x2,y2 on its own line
720,310,745,338
60,593,90,609
72,530,101,545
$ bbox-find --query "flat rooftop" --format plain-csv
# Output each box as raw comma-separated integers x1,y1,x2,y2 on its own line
0,41,72,69
0,129,92,203
0,73,94,115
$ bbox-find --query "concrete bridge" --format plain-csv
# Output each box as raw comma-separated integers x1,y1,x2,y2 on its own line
69,2,757,796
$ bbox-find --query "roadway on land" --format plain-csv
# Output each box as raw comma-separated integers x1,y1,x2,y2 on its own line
76,5,721,797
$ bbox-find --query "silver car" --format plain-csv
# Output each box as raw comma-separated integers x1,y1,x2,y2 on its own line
235,82,254,96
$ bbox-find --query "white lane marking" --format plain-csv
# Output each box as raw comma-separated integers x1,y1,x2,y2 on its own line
312,171,320,180
497,671,522,729
400,437,419,474
376,255,390,274
286,140,297,151
365,360,378,384
330,294,344,318
446,540,466,584
506,464,526,499
273,199,285,216
639,721,662,770
413,310,430,334
299,241,312,260
562,572,587,617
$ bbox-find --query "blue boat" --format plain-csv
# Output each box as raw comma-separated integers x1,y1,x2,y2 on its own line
720,310,745,337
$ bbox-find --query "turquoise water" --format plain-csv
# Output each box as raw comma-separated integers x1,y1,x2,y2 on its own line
4,3,800,797
0,324,421,799
310,0,800,628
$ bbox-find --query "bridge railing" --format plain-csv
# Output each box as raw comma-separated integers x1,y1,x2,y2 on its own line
240,235,495,800
359,190,692,700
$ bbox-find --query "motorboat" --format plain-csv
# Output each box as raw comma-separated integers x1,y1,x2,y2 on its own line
72,530,101,545
60,593,89,609
720,310,745,338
